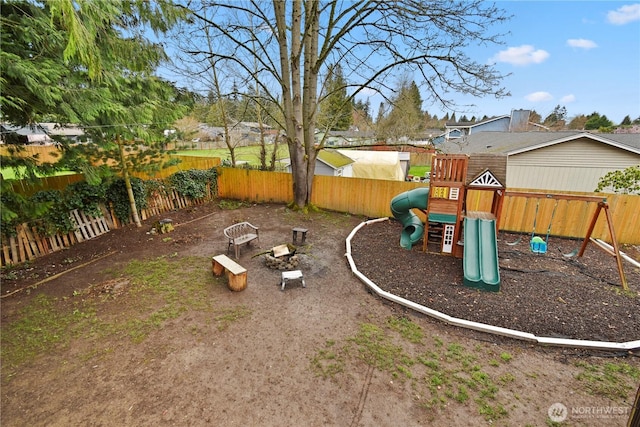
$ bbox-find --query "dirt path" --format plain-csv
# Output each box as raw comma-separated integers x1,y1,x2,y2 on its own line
1,202,638,426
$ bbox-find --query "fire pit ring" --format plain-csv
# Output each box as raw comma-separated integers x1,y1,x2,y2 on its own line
264,244,300,270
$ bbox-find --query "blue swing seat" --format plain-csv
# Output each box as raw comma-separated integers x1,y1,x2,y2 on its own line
530,236,547,254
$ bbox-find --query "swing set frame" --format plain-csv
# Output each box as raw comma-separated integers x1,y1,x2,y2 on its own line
506,191,629,290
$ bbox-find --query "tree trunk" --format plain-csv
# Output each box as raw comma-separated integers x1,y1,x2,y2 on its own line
117,135,142,227
275,0,320,209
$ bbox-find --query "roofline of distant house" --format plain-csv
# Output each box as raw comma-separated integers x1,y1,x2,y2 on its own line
506,132,640,156
445,115,510,128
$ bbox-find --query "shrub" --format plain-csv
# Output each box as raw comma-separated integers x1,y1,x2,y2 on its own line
105,178,147,224
167,168,217,200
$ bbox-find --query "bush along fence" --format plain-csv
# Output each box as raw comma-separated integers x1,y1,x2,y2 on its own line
1,169,218,267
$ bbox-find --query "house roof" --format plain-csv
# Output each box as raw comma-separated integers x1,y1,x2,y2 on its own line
445,115,510,129
1,123,52,143
317,148,355,169
438,131,640,156
40,123,85,137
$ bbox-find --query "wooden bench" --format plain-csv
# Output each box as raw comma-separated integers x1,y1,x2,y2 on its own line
212,254,247,291
223,222,259,259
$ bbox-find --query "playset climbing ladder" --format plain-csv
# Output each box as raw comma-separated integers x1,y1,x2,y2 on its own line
422,155,468,257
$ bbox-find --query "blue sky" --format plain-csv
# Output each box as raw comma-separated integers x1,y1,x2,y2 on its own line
164,2,639,125
423,1,640,124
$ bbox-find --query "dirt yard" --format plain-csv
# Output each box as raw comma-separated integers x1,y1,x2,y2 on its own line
1,201,639,426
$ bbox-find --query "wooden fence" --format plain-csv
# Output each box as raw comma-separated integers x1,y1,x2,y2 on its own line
1,187,215,267
218,167,640,244
7,155,220,196
2,165,638,266
0,145,61,164
131,155,220,180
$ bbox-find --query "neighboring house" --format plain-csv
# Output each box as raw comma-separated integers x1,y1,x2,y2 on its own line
283,148,355,177
40,123,87,143
433,109,544,144
317,130,377,147
0,123,52,145
234,121,273,134
438,131,640,192
196,124,225,141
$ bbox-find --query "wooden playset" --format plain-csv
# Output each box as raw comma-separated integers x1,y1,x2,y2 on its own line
422,154,505,258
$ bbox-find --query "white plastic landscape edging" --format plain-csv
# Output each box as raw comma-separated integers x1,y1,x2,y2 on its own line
594,238,640,269
346,218,640,352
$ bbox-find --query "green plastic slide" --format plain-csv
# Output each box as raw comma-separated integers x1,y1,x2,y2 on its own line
390,187,430,249
463,217,501,292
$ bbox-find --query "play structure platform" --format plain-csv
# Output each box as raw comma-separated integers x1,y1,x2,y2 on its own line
463,215,500,292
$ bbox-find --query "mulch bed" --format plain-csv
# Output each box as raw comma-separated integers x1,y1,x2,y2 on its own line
350,219,640,343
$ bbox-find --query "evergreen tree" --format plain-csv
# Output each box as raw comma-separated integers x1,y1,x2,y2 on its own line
620,115,632,126
1,0,188,227
584,112,613,130
375,102,386,125
377,79,425,142
317,64,353,131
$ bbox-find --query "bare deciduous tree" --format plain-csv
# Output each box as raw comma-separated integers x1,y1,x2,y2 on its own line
179,0,510,209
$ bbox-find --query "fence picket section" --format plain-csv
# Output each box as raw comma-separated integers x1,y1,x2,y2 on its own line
2,244,11,265
48,234,61,252
9,236,18,264
17,227,27,261
29,226,46,254
19,227,37,260
1,176,217,266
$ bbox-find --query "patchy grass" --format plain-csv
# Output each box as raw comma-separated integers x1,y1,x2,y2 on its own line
312,316,514,422
214,306,252,331
218,199,252,210
311,340,345,379
1,255,226,379
1,294,81,371
349,323,414,377
310,316,639,423
387,316,424,344
574,360,640,400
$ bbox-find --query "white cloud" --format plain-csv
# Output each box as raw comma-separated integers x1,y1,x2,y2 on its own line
566,38,598,49
358,87,380,97
607,4,640,25
560,94,576,103
525,91,553,102
490,45,549,66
